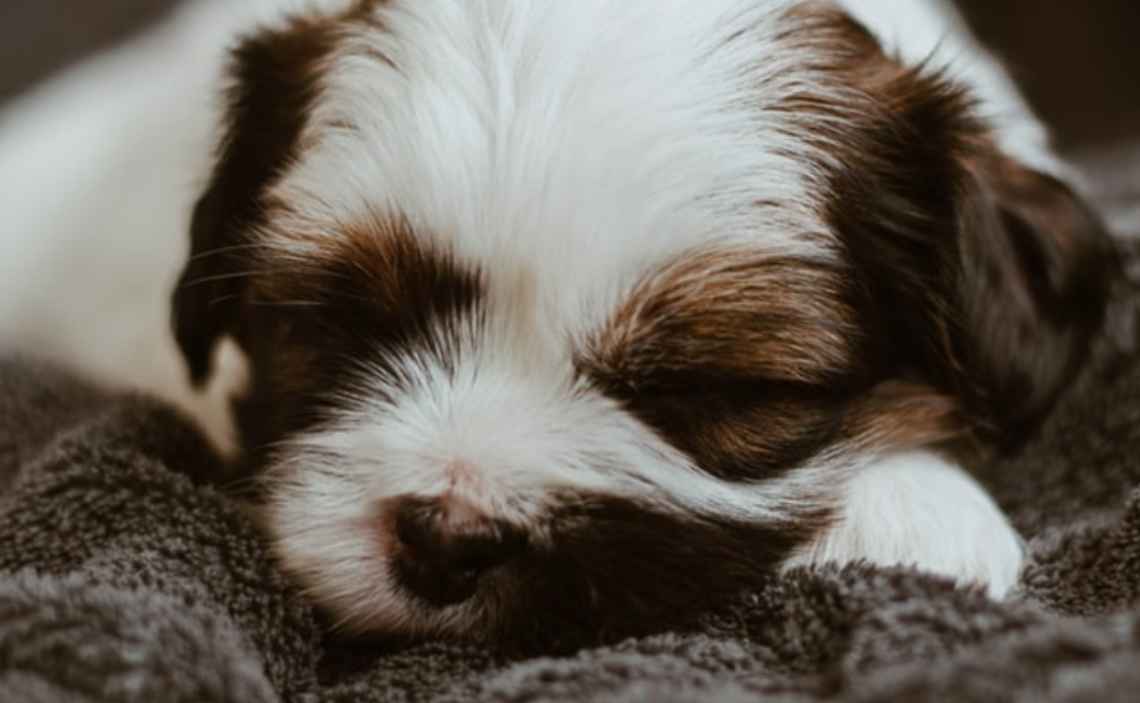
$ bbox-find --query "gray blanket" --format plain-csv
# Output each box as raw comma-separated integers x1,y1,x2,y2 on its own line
3,150,1140,702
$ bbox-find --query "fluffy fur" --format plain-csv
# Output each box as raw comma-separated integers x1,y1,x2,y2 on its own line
0,0,1117,648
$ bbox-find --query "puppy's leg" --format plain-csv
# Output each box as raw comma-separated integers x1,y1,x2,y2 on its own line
786,451,1024,597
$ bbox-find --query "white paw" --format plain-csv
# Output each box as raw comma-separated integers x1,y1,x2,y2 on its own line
785,451,1024,598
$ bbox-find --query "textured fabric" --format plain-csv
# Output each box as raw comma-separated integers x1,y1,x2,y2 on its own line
2,149,1140,701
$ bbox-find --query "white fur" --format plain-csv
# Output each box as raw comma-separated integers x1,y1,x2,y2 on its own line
786,451,1025,597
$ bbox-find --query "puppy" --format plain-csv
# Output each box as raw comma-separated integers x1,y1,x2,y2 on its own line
169,0,1116,646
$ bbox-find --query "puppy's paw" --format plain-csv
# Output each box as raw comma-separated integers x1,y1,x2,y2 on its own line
785,451,1024,598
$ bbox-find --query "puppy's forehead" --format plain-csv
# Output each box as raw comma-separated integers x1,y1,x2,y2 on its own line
265,0,841,334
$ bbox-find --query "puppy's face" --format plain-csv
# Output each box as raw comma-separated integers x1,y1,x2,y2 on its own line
174,0,1113,648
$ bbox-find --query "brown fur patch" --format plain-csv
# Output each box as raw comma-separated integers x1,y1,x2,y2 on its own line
173,12,347,384
843,381,964,451
234,216,483,463
586,248,864,387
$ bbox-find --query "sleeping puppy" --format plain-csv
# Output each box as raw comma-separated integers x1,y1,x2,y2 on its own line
172,0,1116,646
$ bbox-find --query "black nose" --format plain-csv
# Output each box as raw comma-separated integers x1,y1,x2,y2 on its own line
393,497,528,606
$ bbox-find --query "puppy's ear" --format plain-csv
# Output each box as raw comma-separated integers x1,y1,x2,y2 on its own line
950,152,1117,443
811,9,1119,447
172,17,337,386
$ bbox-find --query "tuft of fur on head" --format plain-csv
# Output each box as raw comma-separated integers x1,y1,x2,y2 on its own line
172,0,1116,649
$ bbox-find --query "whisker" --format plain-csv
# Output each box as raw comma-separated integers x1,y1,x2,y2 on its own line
246,300,325,308
186,242,274,263
220,474,262,493
180,270,264,290
207,294,242,309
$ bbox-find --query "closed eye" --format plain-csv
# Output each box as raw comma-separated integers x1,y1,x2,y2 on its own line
586,363,854,481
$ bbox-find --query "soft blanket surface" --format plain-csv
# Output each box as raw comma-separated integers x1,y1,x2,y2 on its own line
3,149,1140,702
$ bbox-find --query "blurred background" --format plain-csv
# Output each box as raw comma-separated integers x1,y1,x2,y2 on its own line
1,1,1138,150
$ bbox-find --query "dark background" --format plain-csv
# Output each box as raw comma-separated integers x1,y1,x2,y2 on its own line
1,1,1137,149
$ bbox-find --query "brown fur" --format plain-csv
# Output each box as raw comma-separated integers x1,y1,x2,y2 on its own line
234,216,483,464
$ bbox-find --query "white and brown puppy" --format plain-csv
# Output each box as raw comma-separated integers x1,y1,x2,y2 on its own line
170,0,1115,646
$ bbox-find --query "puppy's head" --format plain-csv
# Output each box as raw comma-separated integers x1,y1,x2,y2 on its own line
173,1,1114,648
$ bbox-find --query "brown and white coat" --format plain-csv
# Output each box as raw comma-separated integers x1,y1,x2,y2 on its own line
9,0,1114,650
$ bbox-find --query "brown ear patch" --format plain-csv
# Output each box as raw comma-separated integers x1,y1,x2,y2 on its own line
783,3,1117,448
952,152,1117,443
171,5,395,386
